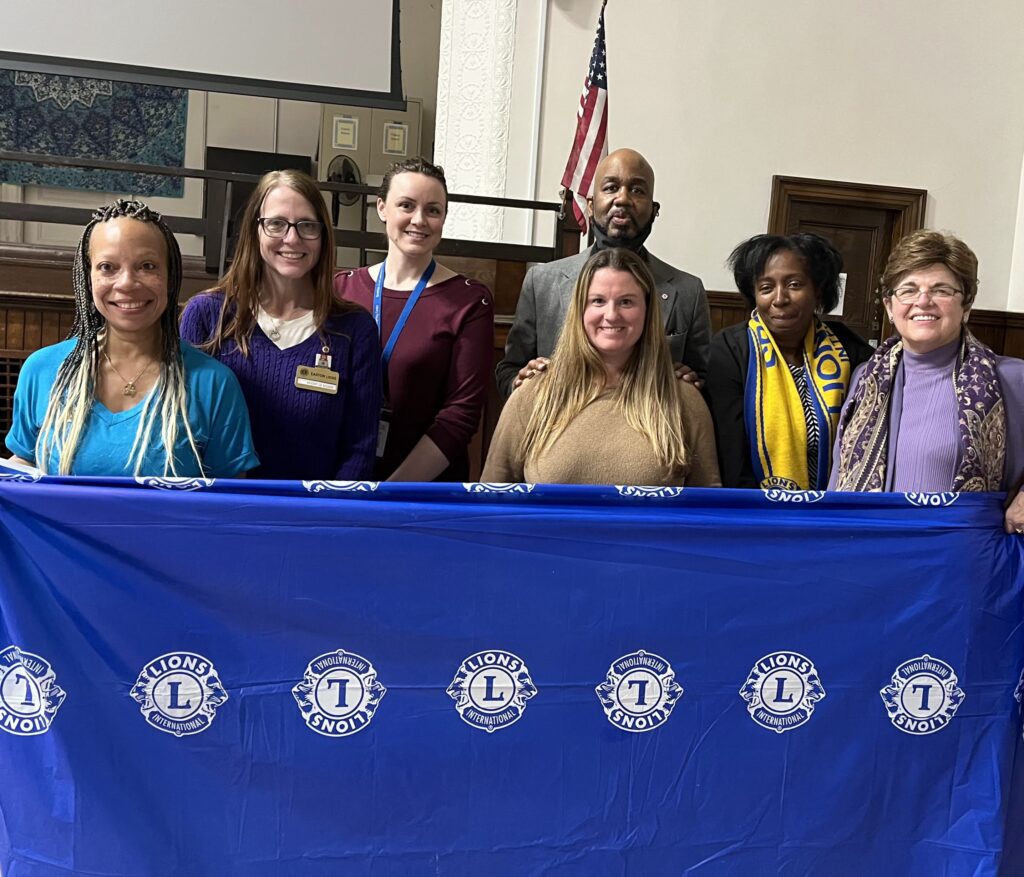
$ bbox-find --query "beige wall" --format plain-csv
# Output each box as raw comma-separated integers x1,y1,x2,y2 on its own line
530,0,1024,310
405,0,443,157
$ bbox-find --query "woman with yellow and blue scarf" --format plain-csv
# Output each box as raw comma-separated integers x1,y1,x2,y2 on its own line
707,234,874,489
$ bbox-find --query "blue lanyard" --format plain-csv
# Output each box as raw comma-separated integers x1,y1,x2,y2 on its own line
373,259,435,397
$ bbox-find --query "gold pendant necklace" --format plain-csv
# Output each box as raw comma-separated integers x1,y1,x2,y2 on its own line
103,350,154,397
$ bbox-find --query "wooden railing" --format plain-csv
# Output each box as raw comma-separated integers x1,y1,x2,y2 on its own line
0,150,581,277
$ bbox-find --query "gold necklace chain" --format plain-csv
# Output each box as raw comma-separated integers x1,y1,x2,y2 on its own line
102,350,154,397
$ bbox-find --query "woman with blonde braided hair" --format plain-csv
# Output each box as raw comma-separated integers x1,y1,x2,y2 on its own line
5,199,258,477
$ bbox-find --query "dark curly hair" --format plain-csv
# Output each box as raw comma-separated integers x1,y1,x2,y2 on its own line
728,233,844,313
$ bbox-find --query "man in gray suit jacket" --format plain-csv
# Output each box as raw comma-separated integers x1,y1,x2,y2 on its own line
496,148,710,399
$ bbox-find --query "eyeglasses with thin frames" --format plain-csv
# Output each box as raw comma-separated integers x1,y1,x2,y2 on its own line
257,217,323,240
890,284,963,304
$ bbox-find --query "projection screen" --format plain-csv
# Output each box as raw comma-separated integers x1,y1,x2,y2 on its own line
0,0,403,108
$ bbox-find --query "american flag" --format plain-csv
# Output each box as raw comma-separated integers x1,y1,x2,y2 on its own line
560,1,609,235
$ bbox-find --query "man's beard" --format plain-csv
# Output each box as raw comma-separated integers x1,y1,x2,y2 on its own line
591,213,656,253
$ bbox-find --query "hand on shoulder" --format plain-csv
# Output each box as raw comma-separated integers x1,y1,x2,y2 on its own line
673,362,704,390
513,357,550,391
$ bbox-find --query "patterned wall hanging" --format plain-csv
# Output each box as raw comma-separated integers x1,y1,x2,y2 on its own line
0,69,188,197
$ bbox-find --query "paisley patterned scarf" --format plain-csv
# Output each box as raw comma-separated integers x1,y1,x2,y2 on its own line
833,331,1005,492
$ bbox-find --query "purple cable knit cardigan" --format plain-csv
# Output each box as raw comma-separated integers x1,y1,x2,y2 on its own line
180,292,382,481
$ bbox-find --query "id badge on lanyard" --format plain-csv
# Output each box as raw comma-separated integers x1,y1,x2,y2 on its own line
373,260,435,458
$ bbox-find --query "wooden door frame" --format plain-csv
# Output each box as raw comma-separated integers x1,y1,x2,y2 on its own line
767,176,927,339
768,176,927,239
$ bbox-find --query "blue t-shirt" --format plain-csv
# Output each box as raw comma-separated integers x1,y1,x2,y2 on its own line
5,340,259,477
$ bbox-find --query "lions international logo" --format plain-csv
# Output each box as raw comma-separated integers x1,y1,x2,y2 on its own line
740,651,826,733
615,486,685,498
292,649,386,737
904,492,959,508
303,480,380,493
0,646,66,736
134,476,215,490
447,650,537,732
760,476,801,491
463,483,536,495
131,652,228,737
880,654,965,735
0,470,41,483
763,489,826,503
595,649,683,733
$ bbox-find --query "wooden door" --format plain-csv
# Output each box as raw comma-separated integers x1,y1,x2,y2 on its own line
768,177,926,344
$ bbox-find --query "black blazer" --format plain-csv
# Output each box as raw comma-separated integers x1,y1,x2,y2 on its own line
706,319,875,489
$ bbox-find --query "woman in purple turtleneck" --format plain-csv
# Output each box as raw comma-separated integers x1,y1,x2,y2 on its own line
829,230,1024,533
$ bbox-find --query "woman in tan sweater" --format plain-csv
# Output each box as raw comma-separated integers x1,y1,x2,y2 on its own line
482,248,720,486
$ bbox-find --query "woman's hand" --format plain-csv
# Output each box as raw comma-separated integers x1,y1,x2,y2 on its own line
1004,490,1024,534
386,436,450,482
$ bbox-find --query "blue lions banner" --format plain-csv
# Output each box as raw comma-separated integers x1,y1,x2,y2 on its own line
0,70,187,197
0,475,1023,876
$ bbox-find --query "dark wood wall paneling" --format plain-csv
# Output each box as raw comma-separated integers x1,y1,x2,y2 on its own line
967,309,1024,360
0,244,218,299
0,293,76,436
708,291,750,334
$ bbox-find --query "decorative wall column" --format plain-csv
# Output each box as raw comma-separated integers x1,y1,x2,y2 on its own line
434,0,518,242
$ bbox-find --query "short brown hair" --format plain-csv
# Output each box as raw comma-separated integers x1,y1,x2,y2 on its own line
881,229,979,309
378,157,448,206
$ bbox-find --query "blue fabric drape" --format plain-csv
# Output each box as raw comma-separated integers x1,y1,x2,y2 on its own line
1,474,1022,876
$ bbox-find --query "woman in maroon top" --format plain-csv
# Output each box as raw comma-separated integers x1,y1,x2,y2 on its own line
333,158,493,481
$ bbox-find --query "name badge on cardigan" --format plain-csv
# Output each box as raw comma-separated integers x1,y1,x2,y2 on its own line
295,365,339,395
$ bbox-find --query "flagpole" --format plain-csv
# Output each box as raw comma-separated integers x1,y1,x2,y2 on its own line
559,0,610,235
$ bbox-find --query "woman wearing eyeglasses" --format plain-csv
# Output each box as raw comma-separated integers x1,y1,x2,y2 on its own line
830,230,1024,532
180,169,381,480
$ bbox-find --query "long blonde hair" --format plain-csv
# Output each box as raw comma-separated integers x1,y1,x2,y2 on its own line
520,248,688,475
200,169,359,356
35,200,203,476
